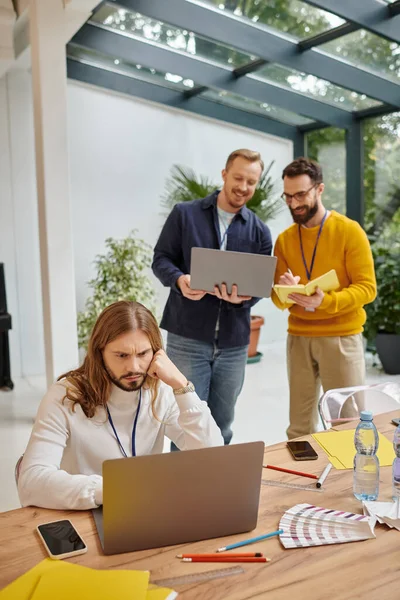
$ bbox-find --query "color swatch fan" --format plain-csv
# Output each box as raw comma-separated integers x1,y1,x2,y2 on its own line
279,503,376,549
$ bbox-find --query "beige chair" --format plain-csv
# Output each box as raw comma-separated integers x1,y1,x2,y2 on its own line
318,382,400,430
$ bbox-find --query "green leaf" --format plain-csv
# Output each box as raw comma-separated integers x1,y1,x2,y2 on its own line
77,231,158,350
160,161,283,223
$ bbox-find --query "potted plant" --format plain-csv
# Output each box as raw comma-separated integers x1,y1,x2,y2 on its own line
364,238,400,374
77,231,158,349
162,162,282,361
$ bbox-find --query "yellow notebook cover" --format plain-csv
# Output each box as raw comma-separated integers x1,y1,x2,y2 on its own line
312,429,395,470
0,560,149,600
274,269,340,304
0,558,68,600
30,563,149,600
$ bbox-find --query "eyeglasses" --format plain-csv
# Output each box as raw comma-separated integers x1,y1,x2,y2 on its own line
281,184,318,204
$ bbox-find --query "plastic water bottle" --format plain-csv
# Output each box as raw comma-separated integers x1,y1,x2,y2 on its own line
392,424,400,500
353,411,379,501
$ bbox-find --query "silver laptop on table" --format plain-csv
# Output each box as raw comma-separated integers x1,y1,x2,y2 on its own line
190,247,277,298
93,441,264,555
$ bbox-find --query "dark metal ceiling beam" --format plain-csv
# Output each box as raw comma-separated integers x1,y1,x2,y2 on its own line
353,103,400,120
66,58,298,140
302,0,400,45
298,120,329,132
184,85,208,98
72,24,353,127
298,22,359,52
116,0,400,108
178,60,269,100
233,59,268,77
388,0,400,17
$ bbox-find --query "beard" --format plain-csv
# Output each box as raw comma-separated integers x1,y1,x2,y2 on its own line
289,198,319,225
104,363,146,392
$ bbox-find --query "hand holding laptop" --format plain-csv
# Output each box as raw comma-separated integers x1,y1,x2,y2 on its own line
177,274,207,301
178,274,251,304
213,283,251,304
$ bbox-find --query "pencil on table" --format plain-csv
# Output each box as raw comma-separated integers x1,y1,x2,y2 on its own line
176,552,263,558
182,557,270,563
217,530,283,552
263,464,318,480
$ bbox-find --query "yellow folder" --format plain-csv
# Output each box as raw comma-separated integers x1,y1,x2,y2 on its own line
0,559,153,600
312,429,395,470
0,558,68,600
30,563,149,600
274,269,340,304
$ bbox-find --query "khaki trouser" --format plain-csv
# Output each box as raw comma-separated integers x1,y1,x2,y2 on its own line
286,334,365,439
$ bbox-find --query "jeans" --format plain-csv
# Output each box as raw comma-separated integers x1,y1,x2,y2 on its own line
167,332,248,446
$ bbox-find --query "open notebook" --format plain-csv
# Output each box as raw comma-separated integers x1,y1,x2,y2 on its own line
273,269,340,304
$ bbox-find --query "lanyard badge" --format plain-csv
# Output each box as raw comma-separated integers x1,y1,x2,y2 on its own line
298,210,328,281
298,210,328,312
106,389,142,458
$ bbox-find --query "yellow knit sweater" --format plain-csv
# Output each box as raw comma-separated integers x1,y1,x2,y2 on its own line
272,211,376,337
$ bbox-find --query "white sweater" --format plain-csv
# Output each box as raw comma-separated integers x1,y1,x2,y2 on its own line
18,381,223,510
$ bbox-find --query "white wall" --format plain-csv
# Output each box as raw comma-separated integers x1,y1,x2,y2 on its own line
0,71,44,378
0,75,22,377
67,81,293,348
0,72,293,377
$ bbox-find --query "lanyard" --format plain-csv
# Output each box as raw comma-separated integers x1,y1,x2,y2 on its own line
106,389,142,458
219,216,234,250
298,210,328,281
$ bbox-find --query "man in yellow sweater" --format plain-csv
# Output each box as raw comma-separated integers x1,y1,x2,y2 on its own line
272,158,376,439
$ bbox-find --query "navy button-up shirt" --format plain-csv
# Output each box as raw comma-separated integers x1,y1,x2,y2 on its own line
152,191,273,348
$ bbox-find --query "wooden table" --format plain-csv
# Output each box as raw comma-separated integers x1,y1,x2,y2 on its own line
1,412,400,599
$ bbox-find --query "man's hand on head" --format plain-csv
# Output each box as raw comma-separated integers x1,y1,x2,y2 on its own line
147,349,187,390
213,283,251,305
177,274,207,301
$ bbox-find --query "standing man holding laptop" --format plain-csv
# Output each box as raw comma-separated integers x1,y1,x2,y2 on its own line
152,149,273,446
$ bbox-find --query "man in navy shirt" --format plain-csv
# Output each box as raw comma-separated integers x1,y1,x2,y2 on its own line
152,149,272,445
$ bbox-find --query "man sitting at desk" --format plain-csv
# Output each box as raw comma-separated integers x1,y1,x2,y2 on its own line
18,301,223,510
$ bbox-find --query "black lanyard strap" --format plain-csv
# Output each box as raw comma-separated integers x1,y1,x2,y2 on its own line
298,210,328,281
106,389,142,458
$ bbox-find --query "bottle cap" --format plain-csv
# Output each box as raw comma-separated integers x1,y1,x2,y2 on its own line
360,410,373,421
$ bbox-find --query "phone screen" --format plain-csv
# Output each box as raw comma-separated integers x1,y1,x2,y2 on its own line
287,441,318,460
37,520,86,556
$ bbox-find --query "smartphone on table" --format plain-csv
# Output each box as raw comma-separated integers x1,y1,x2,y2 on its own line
287,440,318,461
37,519,87,560
392,418,400,426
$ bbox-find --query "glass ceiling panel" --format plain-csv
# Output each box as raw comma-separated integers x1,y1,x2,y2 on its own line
320,29,400,83
91,2,257,68
199,0,344,40
67,45,196,91
253,63,382,112
201,89,314,125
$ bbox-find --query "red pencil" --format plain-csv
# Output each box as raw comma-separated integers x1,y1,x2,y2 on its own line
176,552,263,558
182,557,270,563
263,464,318,480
